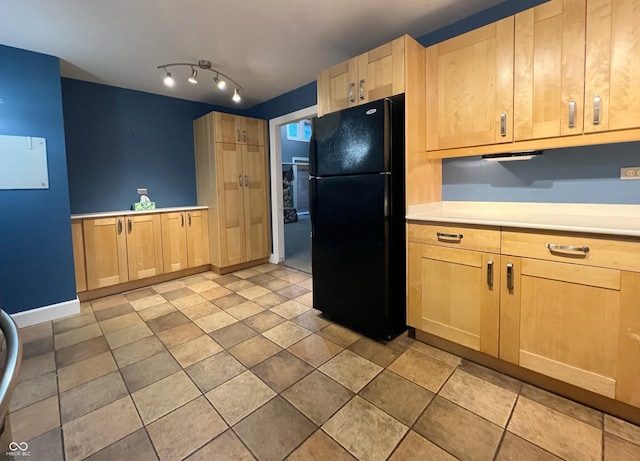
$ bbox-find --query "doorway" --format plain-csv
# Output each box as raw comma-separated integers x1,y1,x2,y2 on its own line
268,105,317,273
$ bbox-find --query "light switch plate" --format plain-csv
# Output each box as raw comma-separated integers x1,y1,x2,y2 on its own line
137,188,148,194
620,167,640,180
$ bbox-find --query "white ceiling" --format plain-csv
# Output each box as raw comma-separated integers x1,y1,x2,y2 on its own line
0,0,504,109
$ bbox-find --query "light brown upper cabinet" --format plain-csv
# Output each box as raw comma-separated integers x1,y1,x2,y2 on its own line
194,112,270,272
318,36,405,116
425,17,514,151
514,0,586,140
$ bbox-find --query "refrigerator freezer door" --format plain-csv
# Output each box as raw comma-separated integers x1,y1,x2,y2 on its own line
310,99,388,177
310,173,390,337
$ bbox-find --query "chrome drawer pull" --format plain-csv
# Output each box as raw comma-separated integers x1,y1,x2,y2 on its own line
436,232,463,241
500,112,507,137
546,243,590,255
593,96,601,126
487,260,494,287
359,79,365,100
506,262,514,291
349,82,355,103
568,99,576,128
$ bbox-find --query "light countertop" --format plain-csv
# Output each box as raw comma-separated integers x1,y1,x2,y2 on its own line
406,202,640,238
71,206,208,220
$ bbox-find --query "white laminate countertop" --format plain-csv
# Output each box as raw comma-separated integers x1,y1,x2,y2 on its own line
406,202,640,238
71,206,208,220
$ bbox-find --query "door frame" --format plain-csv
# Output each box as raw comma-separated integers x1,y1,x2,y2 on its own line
268,105,317,264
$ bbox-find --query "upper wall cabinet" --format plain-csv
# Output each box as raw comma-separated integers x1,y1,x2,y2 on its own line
317,37,405,116
425,18,514,151
214,113,266,146
514,0,586,140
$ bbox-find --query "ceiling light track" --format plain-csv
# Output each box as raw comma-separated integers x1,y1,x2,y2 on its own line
157,59,242,103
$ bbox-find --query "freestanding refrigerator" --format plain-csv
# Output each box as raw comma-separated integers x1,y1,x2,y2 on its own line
309,95,405,340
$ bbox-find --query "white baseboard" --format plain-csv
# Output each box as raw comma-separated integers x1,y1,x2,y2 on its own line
269,253,281,264
11,297,81,328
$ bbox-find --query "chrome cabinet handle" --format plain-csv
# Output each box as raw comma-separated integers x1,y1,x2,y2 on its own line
349,82,355,103
487,260,494,287
239,175,243,187
117,218,123,234
188,213,192,226
245,175,249,187
243,130,247,143
359,79,365,100
568,100,576,128
436,232,463,241
127,218,132,234
506,262,514,291
593,96,601,125
546,243,590,255
181,213,184,227
500,112,507,137
237,129,241,142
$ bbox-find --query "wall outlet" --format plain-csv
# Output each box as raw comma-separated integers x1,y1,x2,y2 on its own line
137,188,148,194
620,167,640,180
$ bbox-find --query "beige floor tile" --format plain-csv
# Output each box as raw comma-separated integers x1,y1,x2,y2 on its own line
604,414,640,445
228,335,283,368
121,351,181,393
105,323,153,349
130,294,167,311
162,287,197,302
262,321,312,348
123,287,157,301
279,272,310,284
414,396,503,461
234,397,316,460
270,300,311,319
252,351,314,393
181,274,209,285
248,272,276,285
63,396,142,461
54,323,102,350
388,430,456,461
152,279,186,293
294,292,314,307
410,341,462,368
387,348,454,392
10,371,57,411
112,335,165,368
242,310,286,332
209,322,258,349
234,268,262,279
237,284,271,300
252,291,289,308
288,430,356,461
225,301,265,320
11,395,60,442
318,323,362,348
319,350,383,393
59,371,128,424
521,383,602,428
270,268,297,278
439,369,518,427
290,309,330,332
295,278,314,291
93,303,134,322
225,280,256,292
91,294,127,311
275,285,310,300
253,263,280,273
98,312,143,334
186,351,247,393
85,429,158,461
80,301,93,313
181,301,220,320
156,322,203,348
261,278,291,292
288,333,343,367
496,432,562,461
55,336,109,368
195,311,238,332
137,302,176,321
146,311,191,333
20,322,53,343
171,293,207,309
23,335,55,360
132,371,201,424
212,293,247,309
507,396,602,461
169,335,223,367
348,337,406,368
26,428,64,461
18,351,55,382
53,312,97,335
458,359,523,394
185,429,255,461
604,433,640,460
58,351,117,392
188,280,220,293
205,370,276,425
199,285,233,301
323,396,408,461
147,396,228,461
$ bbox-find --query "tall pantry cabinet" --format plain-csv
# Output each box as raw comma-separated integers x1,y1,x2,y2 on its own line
194,112,271,273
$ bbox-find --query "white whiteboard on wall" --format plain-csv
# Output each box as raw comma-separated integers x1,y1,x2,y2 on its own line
0,135,49,189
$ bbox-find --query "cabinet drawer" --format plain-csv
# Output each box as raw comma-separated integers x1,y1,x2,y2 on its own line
502,228,640,272
408,222,501,253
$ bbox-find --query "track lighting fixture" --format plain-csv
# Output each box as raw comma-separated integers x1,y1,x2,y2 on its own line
157,59,242,103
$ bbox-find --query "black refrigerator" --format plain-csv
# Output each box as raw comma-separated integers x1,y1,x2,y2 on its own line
309,95,406,340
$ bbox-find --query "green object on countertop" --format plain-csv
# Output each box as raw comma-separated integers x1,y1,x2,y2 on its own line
133,201,156,211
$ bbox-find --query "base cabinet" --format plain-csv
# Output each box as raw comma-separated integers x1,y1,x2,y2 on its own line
125,214,164,281
161,210,209,272
83,216,129,290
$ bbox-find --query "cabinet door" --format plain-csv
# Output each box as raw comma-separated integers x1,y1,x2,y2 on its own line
71,220,87,292
356,36,405,105
243,118,266,146
161,211,188,272
426,17,514,150
125,214,164,281
502,257,621,398
243,144,270,261
408,243,500,356
514,0,586,140
216,142,246,266
186,210,210,267
84,216,128,289
214,112,244,144
584,0,640,133
317,57,358,116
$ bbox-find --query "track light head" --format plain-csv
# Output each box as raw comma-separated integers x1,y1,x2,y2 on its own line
163,71,174,87
187,68,198,84
232,88,241,103
215,75,226,90
157,60,242,103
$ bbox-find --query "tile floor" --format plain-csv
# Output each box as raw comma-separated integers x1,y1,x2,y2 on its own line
10,264,640,461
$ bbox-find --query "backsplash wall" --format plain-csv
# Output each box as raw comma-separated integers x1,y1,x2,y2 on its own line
442,142,640,204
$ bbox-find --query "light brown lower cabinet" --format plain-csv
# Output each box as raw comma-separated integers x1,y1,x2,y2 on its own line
161,210,210,272
408,222,640,410
83,216,129,290
71,220,87,292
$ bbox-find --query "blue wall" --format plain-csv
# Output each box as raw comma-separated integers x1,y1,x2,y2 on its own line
244,82,316,121
62,79,229,213
280,125,311,163
0,45,76,314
